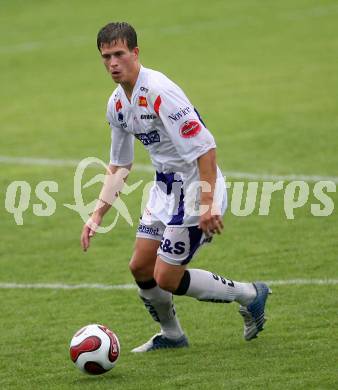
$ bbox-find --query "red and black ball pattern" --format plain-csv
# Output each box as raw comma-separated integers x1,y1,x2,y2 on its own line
98,325,120,363
70,325,120,375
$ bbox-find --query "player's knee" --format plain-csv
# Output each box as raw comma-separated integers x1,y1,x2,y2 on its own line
154,272,179,293
129,258,142,278
129,258,154,280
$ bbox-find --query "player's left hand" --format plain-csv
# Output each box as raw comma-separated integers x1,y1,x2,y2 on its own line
198,208,224,236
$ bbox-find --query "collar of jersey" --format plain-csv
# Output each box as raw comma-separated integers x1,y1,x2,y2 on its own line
120,65,146,105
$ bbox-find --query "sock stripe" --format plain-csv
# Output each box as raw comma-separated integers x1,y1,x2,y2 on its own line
135,278,157,290
173,270,191,296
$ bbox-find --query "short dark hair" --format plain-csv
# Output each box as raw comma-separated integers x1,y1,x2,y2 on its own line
97,22,137,51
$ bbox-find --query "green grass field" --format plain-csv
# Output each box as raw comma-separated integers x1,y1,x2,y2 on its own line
1,1,338,389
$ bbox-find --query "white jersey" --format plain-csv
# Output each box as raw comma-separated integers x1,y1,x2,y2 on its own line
107,65,226,226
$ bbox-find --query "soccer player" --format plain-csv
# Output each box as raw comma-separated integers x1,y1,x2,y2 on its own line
81,22,270,352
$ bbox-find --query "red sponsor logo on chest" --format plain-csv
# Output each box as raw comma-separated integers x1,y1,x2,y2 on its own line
179,120,201,138
138,96,148,107
115,99,122,112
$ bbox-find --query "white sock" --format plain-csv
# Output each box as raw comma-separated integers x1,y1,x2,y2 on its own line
139,285,184,340
186,269,256,306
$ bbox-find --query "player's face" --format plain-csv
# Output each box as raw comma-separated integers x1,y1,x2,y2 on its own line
100,40,139,85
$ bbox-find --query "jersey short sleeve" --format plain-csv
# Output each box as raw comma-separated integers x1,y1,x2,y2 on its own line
151,81,216,164
107,110,134,166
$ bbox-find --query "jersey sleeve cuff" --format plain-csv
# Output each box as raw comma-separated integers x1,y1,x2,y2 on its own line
109,159,134,167
182,145,216,164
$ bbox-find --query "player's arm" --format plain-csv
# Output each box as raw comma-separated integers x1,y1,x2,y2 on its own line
197,149,224,235
81,163,133,251
81,105,134,251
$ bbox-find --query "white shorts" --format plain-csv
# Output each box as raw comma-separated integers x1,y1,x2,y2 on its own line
136,220,212,266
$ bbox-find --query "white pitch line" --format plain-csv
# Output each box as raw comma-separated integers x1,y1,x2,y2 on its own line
0,20,233,54
0,279,337,291
221,171,338,184
0,155,337,183
264,279,338,286
0,155,80,167
0,283,136,290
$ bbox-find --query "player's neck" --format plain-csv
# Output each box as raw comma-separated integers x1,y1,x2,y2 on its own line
121,64,141,102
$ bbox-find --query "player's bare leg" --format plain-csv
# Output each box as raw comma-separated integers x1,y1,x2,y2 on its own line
129,238,159,282
129,238,187,352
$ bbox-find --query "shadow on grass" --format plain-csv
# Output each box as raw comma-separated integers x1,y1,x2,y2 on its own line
72,371,125,385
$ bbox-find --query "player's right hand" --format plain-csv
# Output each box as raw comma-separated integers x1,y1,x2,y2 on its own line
81,214,102,252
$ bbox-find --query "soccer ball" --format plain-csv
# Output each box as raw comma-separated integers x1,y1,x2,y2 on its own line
70,324,120,375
